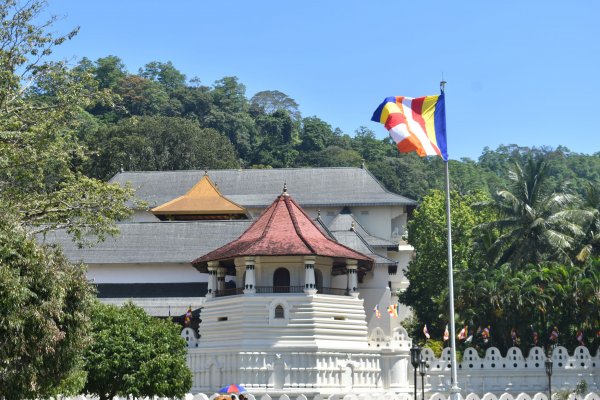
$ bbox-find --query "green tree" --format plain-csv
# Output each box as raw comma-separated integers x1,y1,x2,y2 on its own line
0,217,95,399
83,302,192,400
114,75,173,116
139,60,187,91
0,0,134,244
298,116,334,153
351,127,388,162
93,55,127,90
250,90,301,120
84,116,240,179
479,155,588,267
399,190,493,338
577,182,600,262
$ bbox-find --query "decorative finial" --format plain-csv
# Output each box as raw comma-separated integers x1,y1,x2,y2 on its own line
282,182,289,196
351,220,355,231
204,169,208,176
361,159,365,169
120,163,124,173
317,209,321,218
440,79,447,93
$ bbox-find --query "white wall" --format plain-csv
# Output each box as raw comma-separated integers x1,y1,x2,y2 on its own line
88,263,207,284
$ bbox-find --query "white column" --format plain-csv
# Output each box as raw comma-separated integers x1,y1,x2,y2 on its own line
244,256,256,294
207,261,218,299
217,266,226,293
346,259,359,298
304,255,317,294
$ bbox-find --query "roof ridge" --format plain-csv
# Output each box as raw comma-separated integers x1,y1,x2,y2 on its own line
285,196,316,254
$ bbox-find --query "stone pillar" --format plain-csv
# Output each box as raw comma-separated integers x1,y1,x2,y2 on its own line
304,255,317,294
346,259,359,298
217,266,226,293
244,256,256,294
207,261,218,299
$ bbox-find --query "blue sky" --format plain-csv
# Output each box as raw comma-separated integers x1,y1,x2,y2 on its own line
46,1,599,160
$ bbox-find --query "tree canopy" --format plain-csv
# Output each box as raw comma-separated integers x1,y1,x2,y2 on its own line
83,302,192,400
402,154,600,354
0,217,95,399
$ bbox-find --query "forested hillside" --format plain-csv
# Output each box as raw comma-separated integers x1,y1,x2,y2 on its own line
74,57,600,200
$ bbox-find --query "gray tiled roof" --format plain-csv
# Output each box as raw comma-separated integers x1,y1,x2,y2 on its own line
328,214,398,248
41,221,251,264
110,167,416,208
331,231,396,265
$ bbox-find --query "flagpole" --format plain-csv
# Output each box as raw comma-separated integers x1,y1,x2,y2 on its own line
441,80,461,399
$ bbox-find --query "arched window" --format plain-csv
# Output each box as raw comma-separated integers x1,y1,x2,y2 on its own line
274,305,285,318
273,268,290,293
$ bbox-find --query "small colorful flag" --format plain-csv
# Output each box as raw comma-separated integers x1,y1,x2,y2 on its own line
423,324,431,340
596,329,600,338
576,330,585,346
465,333,473,344
184,306,192,326
443,325,449,342
371,93,448,161
533,331,539,346
482,326,490,344
457,326,467,340
387,304,398,317
374,304,382,319
511,328,520,346
549,327,559,342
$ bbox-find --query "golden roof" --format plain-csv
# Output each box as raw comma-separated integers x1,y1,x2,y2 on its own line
151,175,246,216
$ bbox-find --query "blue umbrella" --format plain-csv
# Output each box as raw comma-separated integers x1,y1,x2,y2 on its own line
218,384,247,394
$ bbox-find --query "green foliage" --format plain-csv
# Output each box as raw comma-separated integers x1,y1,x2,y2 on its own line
83,302,192,400
479,154,591,267
82,116,240,179
250,90,301,121
0,216,95,399
139,60,187,90
399,190,493,338
401,155,600,354
0,0,134,244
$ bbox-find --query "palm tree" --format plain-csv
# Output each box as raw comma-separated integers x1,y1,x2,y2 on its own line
577,182,600,262
479,155,587,268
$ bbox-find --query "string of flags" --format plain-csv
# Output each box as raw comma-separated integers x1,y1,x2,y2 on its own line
419,324,599,347
373,303,400,319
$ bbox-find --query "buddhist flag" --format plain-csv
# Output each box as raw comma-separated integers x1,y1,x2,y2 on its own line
372,93,447,161
482,326,490,344
443,325,449,342
549,327,559,342
457,326,467,340
423,324,431,340
576,330,585,346
387,304,398,318
374,304,382,319
184,306,192,326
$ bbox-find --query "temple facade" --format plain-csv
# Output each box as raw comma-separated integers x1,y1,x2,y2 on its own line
185,187,411,394
44,167,417,393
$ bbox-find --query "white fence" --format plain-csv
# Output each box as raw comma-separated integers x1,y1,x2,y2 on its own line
418,346,599,394
60,391,600,400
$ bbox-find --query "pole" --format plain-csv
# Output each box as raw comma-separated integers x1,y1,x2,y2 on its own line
414,366,418,400
444,160,461,399
421,372,425,400
548,374,552,400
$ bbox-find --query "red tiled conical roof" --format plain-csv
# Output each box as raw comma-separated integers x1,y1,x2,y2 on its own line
192,191,373,270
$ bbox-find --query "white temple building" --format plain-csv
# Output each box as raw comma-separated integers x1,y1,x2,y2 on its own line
185,185,412,394
46,167,417,393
